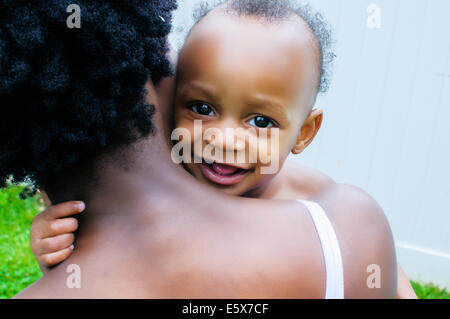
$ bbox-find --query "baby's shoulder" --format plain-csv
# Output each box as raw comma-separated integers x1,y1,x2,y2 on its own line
278,161,336,199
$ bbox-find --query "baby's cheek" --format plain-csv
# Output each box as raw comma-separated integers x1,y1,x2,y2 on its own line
255,131,288,163
173,108,184,129
259,131,293,176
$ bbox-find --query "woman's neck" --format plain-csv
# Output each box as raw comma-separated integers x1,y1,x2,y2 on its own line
75,130,222,228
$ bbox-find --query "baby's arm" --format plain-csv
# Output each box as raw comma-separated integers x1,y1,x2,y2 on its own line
30,200,84,273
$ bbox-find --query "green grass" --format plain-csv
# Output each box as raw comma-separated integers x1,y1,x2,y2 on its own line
0,185,43,299
0,185,449,299
411,281,450,299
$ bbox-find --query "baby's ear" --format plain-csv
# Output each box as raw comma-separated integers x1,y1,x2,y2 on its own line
291,108,323,155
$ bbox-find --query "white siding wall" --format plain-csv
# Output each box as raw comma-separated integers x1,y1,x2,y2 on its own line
170,0,450,288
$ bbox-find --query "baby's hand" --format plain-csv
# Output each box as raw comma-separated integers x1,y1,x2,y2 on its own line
30,201,85,273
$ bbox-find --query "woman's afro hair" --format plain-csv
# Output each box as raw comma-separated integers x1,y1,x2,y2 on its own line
0,0,177,191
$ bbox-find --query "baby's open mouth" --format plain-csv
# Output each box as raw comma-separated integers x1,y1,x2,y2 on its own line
199,161,252,186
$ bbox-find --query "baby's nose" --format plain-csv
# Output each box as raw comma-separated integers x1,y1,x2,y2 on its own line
205,127,247,152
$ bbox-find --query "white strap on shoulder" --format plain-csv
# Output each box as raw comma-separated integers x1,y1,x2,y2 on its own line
297,199,344,299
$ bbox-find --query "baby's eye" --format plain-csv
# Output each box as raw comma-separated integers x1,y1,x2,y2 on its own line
247,115,276,128
191,103,215,117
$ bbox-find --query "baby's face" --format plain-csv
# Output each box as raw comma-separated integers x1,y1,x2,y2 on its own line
174,11,320,196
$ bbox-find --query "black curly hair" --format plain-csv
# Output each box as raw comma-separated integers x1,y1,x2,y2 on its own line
0,0,177,195
192,0,336,94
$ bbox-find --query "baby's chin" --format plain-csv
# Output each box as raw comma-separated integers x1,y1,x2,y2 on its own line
204,181,264,198
197,173,256,197
213,185,249,197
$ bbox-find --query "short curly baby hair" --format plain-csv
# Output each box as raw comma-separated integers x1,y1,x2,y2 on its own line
193,0,336,94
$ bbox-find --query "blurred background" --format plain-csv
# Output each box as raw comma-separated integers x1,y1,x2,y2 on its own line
170,0,450,289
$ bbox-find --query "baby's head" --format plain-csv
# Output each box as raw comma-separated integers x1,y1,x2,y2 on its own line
173,0,335,196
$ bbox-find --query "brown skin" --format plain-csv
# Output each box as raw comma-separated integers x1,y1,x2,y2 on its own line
30,199,82,274
17,78,397,298
173,11,414,297
21,10,403,298
175,12,321,196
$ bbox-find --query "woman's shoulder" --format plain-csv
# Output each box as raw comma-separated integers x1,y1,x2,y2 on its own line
239,182,398,298
313,183,388,229
310,183,397,298
232,182,397,298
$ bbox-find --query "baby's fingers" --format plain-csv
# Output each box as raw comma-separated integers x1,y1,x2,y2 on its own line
41,217,79,239
42,201,85,220
38,233,75,256
40,246,74,268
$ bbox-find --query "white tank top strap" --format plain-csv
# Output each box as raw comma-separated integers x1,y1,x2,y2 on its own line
297,199,345,299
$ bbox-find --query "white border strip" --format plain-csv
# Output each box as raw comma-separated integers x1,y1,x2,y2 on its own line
396,242,450,260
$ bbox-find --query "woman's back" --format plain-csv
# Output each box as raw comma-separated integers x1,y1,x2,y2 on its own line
16,177,396,298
